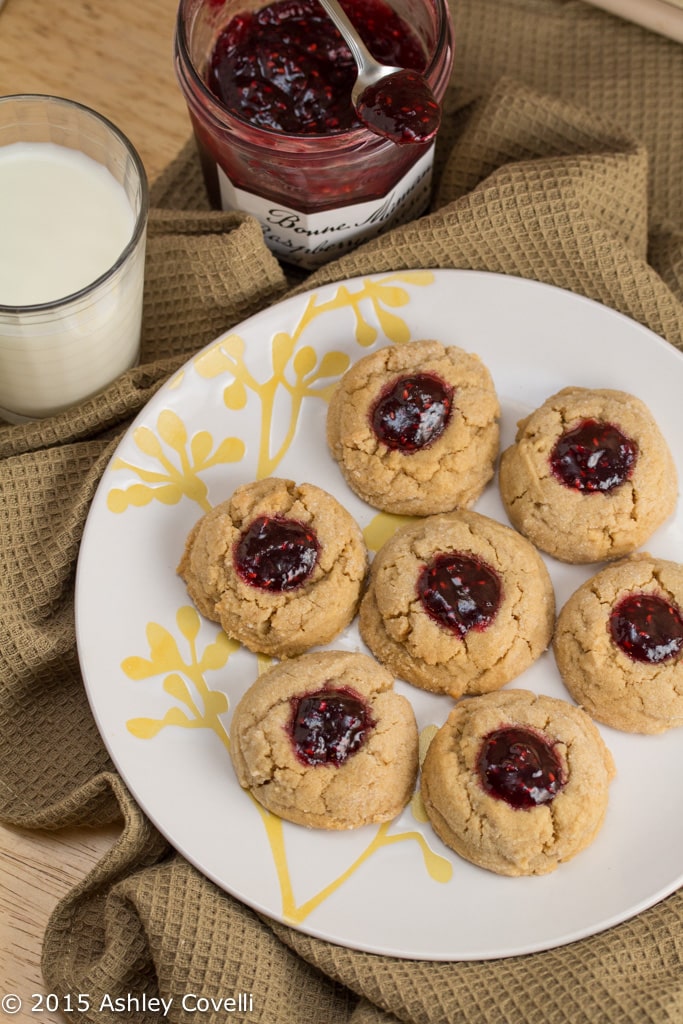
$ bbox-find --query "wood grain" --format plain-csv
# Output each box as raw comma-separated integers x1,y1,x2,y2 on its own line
0,0,191,182
0,825,121,1023
0,0,192,1013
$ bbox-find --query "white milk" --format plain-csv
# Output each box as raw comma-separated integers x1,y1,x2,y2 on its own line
0,141,146,421
0,142,135,306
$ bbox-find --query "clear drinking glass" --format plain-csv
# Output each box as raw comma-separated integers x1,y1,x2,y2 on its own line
0,95,149,422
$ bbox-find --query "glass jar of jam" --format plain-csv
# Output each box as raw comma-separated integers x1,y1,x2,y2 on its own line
174,0,454,269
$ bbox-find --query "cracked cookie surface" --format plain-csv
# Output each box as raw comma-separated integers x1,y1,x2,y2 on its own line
499,387,677,563
420,689,616,876
177,478,367,658
359,510,555,698
230,650,419,829
554,554,683,734
326,340,500,515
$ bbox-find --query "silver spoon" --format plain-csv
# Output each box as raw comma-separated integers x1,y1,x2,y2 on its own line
316,0,441,146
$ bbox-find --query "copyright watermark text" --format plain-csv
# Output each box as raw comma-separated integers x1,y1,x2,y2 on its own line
1,992,254,1016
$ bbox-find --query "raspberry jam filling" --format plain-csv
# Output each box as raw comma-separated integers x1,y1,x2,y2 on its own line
417,552,501,637
550,418,638,493
234,515,320,591
371,372,454,451
477,726,565,809
289,686,375,765
609,592,683,664
206,0,427,136
355,69,441,145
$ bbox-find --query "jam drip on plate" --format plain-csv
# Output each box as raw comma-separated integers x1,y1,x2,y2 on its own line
477,726,565,809
207,0,426,135
417,551,501,637
290,686,375,765
234,515,320,591
371,372,454,451
550,418,637,493
609,592,683,664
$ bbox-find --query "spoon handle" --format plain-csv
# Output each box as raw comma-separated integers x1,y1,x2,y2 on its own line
316,0,375,73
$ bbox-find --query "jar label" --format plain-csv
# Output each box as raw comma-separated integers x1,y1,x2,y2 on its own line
216,146,434,269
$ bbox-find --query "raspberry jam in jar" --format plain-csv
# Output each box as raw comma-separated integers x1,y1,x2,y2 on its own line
174,0,453,268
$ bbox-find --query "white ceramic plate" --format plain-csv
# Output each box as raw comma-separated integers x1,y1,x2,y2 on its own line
76,269,683,961
584,0,683,43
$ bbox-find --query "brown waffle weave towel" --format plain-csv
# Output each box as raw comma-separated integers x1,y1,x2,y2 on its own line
2,0,683,1020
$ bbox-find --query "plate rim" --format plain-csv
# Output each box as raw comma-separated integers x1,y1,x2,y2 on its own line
75,267,683,961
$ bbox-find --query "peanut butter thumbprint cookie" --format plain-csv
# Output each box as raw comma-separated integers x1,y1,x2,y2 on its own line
230,650,419,829
178,478,367,658
554,554,683,734
359,510,555,698
327,340,500,515
421,690,615,876
499,387,677,563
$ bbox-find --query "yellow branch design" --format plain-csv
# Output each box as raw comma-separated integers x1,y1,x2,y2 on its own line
257,811,452,924
107,409,245,514
122,608,452,923
123,606,237,749
195,271,435,480
118,271,449,925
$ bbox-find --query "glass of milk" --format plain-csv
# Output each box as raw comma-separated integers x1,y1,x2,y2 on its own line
0,95,149,422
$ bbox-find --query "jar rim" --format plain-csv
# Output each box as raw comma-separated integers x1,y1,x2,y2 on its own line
174,0,453,149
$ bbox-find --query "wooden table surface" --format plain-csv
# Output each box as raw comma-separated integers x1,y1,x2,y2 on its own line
0,1,191,1018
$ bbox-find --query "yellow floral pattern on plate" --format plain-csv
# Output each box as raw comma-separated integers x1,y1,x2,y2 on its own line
107,409,245,514
123,606,236,746
106,271,434,505
122,605,451,922
114,270,452,924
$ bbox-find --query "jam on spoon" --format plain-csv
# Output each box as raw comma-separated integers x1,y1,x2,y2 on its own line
371,372,454,451
609,592,683,664
550,418,638,493
477,726,565,809
355,69,441,145
289,686,375,765
417,551,502,638
317,0,440,144
234,515,320,591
